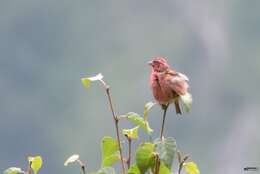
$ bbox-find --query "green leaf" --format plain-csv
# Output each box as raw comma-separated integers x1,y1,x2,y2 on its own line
144,102,156,121
98,167,115,174
64,154,79,166
101,136,119,159
28,156,43,174
154,137,177,169
90,167,115,174
122,126,139,139
81,78,91,88
101,136,120,167
3,167,24,174
81,73,103,88
127,165,140,174
102,153,120,167
158,163,172,174
184,162,200,174
135,143,155,174
180,93,192,112
123,112,153,133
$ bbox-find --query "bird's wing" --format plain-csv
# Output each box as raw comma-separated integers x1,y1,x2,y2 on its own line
165,69,189,80
165,69,178,75
166,71,189,95
177,72,189,81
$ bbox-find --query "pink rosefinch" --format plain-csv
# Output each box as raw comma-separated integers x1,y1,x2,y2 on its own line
148,57,192,114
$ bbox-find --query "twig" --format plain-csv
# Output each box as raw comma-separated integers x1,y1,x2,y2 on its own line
76,159,86,174
177,151,189,174
160,104,169,141
126,136,132,169
154,153,160,174
26,161,32,174
99,79,126,174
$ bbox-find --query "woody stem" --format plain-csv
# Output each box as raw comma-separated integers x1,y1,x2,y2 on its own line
177,155,189,174
126,136,132,169
154,153,161,174
26,161,32,174
76,159,86,174
100,79,126,174
160,103,169,141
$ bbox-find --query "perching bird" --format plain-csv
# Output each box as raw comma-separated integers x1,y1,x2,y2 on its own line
148,57,192,114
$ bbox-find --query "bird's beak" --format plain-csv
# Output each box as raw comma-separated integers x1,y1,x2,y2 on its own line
147,61,153,66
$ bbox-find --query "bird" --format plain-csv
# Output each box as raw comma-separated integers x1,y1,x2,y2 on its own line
148,57,192,114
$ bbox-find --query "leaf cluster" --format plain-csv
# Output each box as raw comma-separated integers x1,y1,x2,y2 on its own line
2,74,199,174
3,156,43,174
64,74,200,174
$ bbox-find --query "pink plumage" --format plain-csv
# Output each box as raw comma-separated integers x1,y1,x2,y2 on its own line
148,57,190,114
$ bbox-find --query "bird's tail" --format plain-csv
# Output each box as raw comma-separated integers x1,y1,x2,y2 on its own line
174,99,182,115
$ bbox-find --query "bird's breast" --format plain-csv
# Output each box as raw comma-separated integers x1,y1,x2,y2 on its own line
150,74,175,104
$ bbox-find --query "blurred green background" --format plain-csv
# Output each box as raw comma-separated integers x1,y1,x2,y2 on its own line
1,0,260,173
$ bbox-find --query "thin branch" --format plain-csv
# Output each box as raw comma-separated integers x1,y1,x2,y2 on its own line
76,159,86,174
126,136,132,169
26,161,32,174
99,79,126,174
160,103,169,141
154,153,160,174
177,152,189,174
177,161,183,174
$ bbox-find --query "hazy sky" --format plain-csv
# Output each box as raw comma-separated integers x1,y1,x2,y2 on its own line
1,1,260,174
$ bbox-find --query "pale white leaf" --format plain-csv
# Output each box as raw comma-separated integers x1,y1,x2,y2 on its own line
64,154,79,166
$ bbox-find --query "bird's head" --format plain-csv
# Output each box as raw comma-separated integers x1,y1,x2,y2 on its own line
148,57,169,72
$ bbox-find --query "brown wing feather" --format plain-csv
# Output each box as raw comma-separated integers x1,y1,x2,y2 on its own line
166,71,189,95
